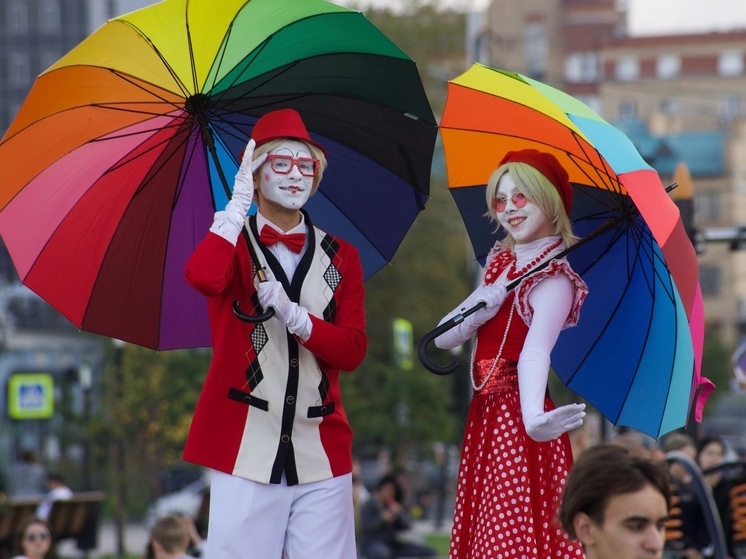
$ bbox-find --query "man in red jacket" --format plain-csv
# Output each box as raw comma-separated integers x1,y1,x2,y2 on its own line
185,109,367,558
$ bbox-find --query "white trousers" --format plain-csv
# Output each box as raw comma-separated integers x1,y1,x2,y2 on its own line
205,469,357,559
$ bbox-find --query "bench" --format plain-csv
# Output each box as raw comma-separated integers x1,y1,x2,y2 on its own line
0,497,41,558
48,491,106,553
0,491,105,559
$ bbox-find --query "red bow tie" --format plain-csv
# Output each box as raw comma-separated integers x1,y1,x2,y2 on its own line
259,225,306,253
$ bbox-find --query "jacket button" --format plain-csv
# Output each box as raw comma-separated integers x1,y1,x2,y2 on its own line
286,395,295,405
320,406,327,414
290,358,299,367
281,434,290,443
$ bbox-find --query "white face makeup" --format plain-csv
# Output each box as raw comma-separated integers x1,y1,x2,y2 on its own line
495,172,554,244
258,140,314,210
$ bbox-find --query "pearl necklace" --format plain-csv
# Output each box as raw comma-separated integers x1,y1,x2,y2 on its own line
470,238,564,392
470,303,515,391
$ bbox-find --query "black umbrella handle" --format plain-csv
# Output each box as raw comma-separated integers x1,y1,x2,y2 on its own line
418,203,644,375
232,235,276,324
417,301,487,375
233,300,274,323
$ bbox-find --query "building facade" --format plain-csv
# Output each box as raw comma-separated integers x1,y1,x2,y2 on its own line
485,0,746,346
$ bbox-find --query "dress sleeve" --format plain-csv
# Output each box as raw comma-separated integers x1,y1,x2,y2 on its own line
514,259,588,329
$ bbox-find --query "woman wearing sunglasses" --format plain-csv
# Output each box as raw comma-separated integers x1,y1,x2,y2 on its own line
435,149,588,558
11,517,53,559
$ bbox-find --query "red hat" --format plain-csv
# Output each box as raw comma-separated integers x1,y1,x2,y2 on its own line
251,108,327,156
499,149,573,214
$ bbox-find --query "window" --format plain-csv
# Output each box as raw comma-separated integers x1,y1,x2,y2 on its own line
615,57,639,81
565,53,600,83
695,191,721,222
657,55,680,79
719,94,741,122
719,51,743,76
618,100,637,119
659,98,678,115
39,0,61,34
524,22,547,80
6,0,28,34
39,52,60,73
699,264,720,296
8,53,30,88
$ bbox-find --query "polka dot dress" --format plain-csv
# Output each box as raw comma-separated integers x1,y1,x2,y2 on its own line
448,359,584,559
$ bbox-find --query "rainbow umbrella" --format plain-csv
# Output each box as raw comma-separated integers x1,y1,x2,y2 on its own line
430,63,707,438
0,0,436,350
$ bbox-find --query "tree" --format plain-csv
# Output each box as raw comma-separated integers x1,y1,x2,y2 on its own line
335,3,472,467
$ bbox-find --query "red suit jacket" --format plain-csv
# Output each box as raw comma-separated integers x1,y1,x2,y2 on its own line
184,214,367,485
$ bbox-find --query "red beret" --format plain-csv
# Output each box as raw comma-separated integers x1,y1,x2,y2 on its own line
499,149,573,214
251,108,327,156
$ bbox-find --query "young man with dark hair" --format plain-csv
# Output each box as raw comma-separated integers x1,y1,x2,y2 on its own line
559,443,672,559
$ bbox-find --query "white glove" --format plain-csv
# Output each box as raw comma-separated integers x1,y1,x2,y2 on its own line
434,271,509,350
209,139,267,245
524,404,586,442
518,347,585,442
257,280,312,341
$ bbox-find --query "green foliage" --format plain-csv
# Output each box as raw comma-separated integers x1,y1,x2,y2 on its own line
333,5,471,463
90,344,209,516
359,3,468,115
700,330,735,415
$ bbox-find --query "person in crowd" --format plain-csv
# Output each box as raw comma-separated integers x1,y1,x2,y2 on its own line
663,432,708,558
10,516,54,559
359,475,436,559
184,108,367,559
435,149,588,558
559,443,671,559
36,472,73,520
11,450,46,498
144,514,198,559
352,458,370,544
697,436,736,558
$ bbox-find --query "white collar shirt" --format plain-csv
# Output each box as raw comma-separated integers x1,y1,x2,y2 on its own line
256,212,308,282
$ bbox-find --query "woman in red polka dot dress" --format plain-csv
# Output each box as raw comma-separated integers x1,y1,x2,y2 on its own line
436,149,588,558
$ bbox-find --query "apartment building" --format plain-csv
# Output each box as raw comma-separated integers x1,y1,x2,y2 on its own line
485,0,745,345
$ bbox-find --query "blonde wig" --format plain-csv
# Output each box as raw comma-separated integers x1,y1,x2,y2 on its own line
485,161,577,250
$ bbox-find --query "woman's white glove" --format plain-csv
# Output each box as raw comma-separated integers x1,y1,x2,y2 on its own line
209,139,267,245
434,270,509,350
518,347,585,442
257,280,312,341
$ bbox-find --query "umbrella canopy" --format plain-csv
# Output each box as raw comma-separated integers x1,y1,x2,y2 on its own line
439,63,706,438
0,0,436,350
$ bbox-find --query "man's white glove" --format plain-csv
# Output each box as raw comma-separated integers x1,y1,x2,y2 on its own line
257,280,312,341
210,139,267,245
435,271,509,350
518,348,585,442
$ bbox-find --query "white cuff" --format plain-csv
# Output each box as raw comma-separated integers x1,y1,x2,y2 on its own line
287,306,312,342
209,209,245,245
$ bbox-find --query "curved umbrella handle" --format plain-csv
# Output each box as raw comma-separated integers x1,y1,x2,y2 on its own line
232,300,275,323
418,302,486,375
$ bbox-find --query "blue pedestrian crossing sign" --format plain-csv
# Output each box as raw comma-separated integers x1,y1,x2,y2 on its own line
8,373,54,419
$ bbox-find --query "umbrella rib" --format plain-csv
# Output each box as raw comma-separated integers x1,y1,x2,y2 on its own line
183,1,199,94
117,20,191,98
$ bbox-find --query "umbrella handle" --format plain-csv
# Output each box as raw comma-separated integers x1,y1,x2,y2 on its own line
232,300,275,323
418,302,487,375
